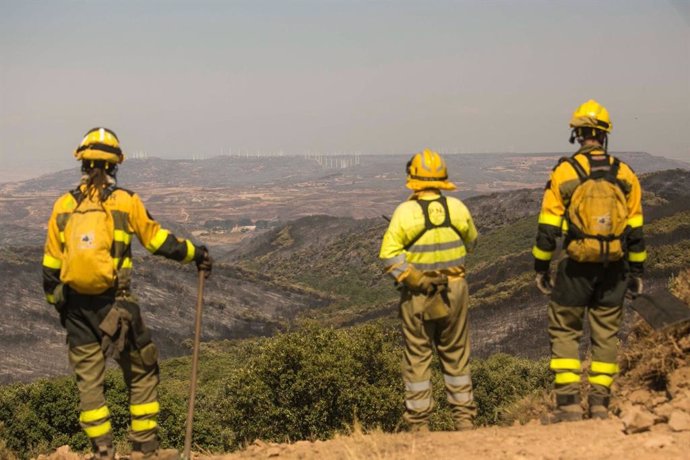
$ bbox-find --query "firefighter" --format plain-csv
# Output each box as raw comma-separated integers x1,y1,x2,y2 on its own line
379,149,479,431
42,128,213,459
533,100,645,422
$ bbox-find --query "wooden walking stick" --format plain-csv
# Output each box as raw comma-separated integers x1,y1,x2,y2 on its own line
184,270,205,459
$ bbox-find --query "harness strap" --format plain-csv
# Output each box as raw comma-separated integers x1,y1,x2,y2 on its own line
403,196,464,251
564,156,588,181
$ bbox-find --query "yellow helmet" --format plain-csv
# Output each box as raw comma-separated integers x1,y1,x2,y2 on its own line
405,149,456,191
74,127,124,164
569,99,612,133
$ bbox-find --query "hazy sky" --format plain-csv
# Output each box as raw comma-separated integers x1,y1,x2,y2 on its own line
1,0,688,180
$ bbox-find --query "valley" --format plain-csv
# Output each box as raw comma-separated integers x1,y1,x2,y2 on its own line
0,153,688,383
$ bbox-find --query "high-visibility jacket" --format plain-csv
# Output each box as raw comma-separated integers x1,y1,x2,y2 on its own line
533,146,645,273
379,190,478,280
42,185,199,303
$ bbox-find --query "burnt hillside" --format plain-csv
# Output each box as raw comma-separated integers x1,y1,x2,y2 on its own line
1,168,688,382
232,169,690,359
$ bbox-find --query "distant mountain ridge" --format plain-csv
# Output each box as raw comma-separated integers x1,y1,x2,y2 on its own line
4,151,687,192
2,151,686,242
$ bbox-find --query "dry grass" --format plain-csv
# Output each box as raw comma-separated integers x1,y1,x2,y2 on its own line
500,389,551,425
670,268,690,305
618,269,690,391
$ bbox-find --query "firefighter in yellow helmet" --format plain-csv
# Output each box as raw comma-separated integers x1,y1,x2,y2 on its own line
42,128,213,459
533,101,645,422
379,149,479,431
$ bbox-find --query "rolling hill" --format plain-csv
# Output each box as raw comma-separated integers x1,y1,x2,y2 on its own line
0,165,688,383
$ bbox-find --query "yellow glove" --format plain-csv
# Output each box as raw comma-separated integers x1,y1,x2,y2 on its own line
402,267,448,295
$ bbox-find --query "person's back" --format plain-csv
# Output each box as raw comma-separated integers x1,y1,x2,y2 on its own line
532,101,645,423
383,192,474,275
379,149,478,431
42,127,212,459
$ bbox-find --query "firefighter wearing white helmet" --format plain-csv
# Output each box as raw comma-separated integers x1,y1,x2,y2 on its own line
42,127,212,459
533,100,645,422
379,149,479,431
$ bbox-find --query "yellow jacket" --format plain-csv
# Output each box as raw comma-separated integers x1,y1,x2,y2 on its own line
42,185,200,302
532,146,646,272
379,190,478,281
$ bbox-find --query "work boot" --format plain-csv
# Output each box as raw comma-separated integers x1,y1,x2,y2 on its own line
89,443,115,460
131,440,180,460
541,394,583,424
541,404,583,424
130,449,180,460
588,395,610,420
454,418,474,431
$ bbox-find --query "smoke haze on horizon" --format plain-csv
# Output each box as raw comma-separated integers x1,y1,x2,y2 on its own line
1,0,688,181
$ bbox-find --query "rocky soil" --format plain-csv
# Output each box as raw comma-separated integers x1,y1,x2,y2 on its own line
35,411,690,460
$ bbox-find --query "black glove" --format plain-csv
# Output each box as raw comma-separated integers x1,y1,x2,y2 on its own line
627,275,643,298
51,283,68,326
535,272,554,296
52,283,67,311
195,245,213,278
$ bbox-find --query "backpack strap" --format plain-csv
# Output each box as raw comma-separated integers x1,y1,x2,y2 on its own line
588,155,629,195
71,184,118,204
607,157,629,194
586,153,615,180
102,184,117,201
403,196,464,250
69,188,85,206
564,156,588,181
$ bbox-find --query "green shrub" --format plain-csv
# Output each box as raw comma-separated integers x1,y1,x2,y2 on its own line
0,323,551,457
472,354,550,426
0,376,82,457
213,322,402,448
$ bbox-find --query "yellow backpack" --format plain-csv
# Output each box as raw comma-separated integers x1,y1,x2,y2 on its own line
563,154,629,263
60,189,119,294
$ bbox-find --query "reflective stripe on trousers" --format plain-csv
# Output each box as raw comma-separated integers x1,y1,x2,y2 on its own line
80,405,112,439
588,361,619,388
550,357,582,385
131,400,160,433
444,373,473,405
404,379,432,411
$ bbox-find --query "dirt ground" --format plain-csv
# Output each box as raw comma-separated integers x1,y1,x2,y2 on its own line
204,419,690,460
39,418,690,460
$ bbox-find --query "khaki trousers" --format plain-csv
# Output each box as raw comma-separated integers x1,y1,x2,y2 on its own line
399,276,476,427
548,258,626,404
64,289,160,450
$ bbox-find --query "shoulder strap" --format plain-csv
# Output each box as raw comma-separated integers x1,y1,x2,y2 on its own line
608,157,621,180
403,199,433,250
403,196,463,250
69,188,85,206
439,196,465,240
102,184,117,201
564,155,588,181
114,186,135,196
